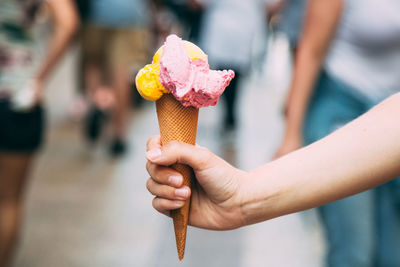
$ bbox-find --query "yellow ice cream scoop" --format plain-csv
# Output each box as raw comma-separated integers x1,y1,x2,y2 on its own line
135,41,208,101
135,63,168,101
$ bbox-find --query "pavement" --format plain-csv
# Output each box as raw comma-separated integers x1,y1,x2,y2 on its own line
11,46,326,267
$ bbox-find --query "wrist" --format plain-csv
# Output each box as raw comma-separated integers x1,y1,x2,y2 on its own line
35,73,46,84
238,179,263,227
284,123,303,140
238,163,290,226
237,172,251,228
284,109,305,136
234,172,253,228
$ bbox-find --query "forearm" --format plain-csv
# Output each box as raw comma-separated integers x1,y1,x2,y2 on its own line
283,0,343,136
283,48,322,136
36,0,79,82
241,93,400,225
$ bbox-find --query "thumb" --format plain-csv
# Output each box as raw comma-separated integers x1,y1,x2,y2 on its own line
146,140,214,172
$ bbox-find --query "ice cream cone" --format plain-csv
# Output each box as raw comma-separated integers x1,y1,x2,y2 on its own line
155,93,199,260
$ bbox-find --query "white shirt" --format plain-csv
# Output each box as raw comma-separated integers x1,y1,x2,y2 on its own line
325,0,400,103
199,0,271,71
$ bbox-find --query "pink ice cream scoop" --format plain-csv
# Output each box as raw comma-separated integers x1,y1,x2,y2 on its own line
159,35,235,108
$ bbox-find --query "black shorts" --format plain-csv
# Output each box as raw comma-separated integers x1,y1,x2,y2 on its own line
0,100,45,152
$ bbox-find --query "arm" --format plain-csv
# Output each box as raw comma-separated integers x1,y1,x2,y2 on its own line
35,0,79,83
275,0,343,157
243,93,400,225
146,93,400,230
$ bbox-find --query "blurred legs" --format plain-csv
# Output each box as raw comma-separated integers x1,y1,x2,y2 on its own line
0,153,33,267
81,26,149,155
85,62,103,99
111,67,131,142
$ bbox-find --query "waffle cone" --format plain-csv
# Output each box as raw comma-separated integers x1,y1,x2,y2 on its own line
155,94,199,260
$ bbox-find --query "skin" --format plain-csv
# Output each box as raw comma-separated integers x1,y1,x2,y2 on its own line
0,1,78,266
0,154,32,267
275,0,343,158
146,92,400,230
34,0,80,103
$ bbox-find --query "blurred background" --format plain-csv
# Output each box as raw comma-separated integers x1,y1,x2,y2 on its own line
2,0,399,266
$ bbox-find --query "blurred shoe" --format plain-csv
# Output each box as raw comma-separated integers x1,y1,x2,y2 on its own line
84,107,106,143
109,139,127,157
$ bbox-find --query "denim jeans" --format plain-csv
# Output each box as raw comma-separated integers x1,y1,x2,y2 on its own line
303,71,400,267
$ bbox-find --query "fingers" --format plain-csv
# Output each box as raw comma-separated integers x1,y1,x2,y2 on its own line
145,137,216,216
146,140,215,172
146,161,183,187
147,174,190,216
146,178,191,200
147,178,190,216
152,197,185,216
145,137,192,215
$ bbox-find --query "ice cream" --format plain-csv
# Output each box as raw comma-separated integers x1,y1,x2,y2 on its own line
135,63,167,101
135,34,234,261
135,34,234,108
159,35,234,108
152,40,208,64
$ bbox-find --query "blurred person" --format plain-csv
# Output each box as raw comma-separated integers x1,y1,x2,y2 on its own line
275,0,308,53
149,0,181,48
162,0,204,42
81,0,151,156
0,0,78,266
275,0,400,266
198,0,271,136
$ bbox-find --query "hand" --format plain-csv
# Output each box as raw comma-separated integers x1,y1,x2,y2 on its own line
274,131,303,159
145,136,247,230
11,79,43,111
32,78,44,106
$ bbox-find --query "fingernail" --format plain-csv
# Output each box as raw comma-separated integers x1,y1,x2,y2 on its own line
146,148,162,161
175,187,189,198
175,201,184,207
168,176,182,187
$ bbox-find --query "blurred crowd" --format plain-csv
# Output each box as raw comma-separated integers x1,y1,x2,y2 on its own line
1,0,399,266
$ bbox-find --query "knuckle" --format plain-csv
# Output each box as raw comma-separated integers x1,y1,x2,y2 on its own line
152,197,168,212
166,140,181,151
160,187,169,198
146,178,152,192
151,166,167,184
152,197,159,209
198,146,211,155
165,140,179,150
145,160,152,173
196,147,213,168
146,137,153,150
146,135,160,150
146,161,162,181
